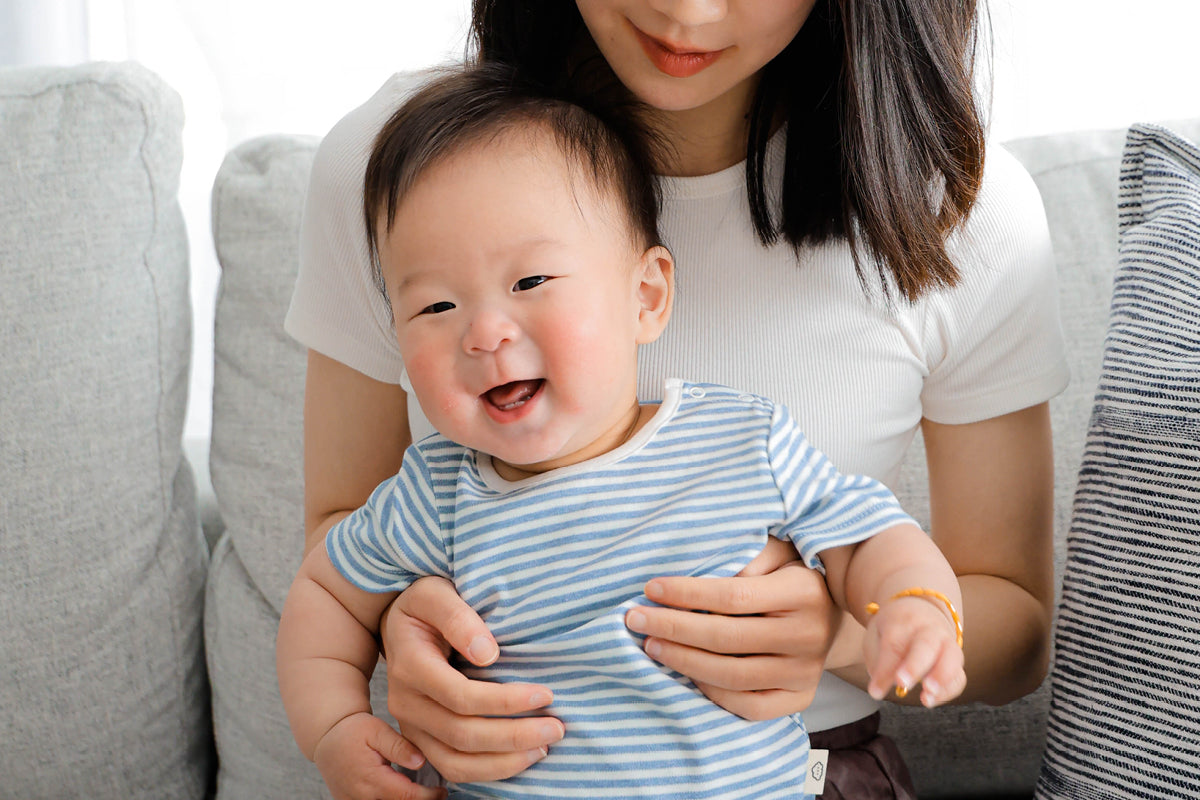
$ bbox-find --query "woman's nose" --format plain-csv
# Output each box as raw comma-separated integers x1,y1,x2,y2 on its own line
462,309,519,354
649,0,728,28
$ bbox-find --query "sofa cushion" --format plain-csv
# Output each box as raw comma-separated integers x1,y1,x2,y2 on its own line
208,134,316,612
0,61,211,797
206,135,431,798
1034,124,1200,799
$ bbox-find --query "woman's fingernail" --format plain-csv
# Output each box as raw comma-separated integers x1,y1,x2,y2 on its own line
468,635,498,665
539,723,562,743
529,689,552,707
645,638,662,659
645,581,664,600
526,746,549,763
627,611,646,632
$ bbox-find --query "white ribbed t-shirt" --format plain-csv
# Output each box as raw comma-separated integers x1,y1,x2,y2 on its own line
285,71,1070,732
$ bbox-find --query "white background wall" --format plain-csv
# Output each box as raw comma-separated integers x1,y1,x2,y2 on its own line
5,1,1197,439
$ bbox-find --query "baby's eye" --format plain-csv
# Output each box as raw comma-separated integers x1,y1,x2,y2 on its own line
419,301,455,315
513,275,551,292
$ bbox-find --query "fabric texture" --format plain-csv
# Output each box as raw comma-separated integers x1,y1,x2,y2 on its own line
285,70,1069,739
1034,125,1200,798
327,379,913,799
809,713,916,800
205,135,320,799
0,61,211,797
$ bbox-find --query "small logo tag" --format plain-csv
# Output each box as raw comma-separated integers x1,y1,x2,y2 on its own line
804,748,829,795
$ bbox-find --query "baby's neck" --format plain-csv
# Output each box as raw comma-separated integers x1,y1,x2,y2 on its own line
490,403,656,482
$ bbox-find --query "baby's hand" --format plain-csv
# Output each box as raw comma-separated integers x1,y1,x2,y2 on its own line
313,712,445,800
863,595,966,708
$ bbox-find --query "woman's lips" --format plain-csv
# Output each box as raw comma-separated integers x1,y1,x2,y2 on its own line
633,27,723,79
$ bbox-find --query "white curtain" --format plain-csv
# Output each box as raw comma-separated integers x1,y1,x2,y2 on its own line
0,0,89,66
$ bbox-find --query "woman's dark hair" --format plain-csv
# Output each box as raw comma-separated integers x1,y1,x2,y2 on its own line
469,0,986,302
363,62,667,309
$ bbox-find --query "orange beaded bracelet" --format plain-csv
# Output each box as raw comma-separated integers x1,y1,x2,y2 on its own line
866,587,964,698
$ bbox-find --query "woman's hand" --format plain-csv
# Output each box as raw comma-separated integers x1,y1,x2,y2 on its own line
380,576,565,784
624,537,843,720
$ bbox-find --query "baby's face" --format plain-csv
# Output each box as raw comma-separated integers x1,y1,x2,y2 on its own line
378,129,662,475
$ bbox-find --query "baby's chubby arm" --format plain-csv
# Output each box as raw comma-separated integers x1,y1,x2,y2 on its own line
819,523,966,708
277,546,435,798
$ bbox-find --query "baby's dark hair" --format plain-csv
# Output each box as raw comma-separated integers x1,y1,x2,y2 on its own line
363,62,668,308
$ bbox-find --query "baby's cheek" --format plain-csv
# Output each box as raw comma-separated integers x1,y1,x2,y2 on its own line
403,351,457,416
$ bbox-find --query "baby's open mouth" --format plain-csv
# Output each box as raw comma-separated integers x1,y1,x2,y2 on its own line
483,379,544,411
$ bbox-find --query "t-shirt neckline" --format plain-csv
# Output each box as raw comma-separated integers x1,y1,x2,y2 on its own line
475,378,685,492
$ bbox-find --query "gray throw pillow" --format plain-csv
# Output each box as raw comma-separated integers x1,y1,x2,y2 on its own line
0,62,211,797
1035,124,1200,798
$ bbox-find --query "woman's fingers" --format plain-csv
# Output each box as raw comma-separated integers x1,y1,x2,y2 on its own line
624,557,839,720
391,576,498,666
626,604,827,656
386,634,552,718
736,536,801,577
644,560,828,615
378,577,563,783
691,683,815,722
638,636,821,695
394,694,556,784
384,614,552,719
391,688,562,755
404,731,549,786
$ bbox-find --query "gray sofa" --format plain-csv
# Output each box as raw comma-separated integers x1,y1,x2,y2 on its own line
2,60,1197,799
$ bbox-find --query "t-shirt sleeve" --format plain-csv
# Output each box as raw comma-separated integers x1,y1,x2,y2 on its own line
918,144,1071,424
284,72,430,384
767,404,918,573
325,447,451,593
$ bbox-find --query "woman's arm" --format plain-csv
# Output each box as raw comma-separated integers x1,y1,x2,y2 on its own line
303,350,411,554
827,401,1056,705
922,401,1055,703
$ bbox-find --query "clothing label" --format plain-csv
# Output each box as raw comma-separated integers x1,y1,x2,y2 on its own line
804,748,829,795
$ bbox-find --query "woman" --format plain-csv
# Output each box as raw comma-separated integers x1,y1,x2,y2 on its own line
287,1,1066,797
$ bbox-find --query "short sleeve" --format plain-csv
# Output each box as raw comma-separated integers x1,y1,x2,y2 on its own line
325,446,451,593
284,71,430,384
919,145,1071,424
767,404,918,572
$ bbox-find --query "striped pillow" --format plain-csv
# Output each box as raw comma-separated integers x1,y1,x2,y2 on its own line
1036,125,1200,799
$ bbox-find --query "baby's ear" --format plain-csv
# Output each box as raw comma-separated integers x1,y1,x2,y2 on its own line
635,245,674,345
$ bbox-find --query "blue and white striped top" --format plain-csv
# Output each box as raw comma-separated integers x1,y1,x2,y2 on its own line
328,379,917,799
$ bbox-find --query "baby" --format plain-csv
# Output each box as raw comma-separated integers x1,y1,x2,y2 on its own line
277,63,966,800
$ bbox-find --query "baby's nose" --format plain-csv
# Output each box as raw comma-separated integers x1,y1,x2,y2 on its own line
462,309,519,354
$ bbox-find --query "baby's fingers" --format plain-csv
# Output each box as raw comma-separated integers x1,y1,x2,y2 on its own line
367,718,426,772
865,628,907,701
866,619,962,703
917,645,966,708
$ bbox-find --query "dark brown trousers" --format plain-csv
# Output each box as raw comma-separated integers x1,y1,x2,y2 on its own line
808,712,917,800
